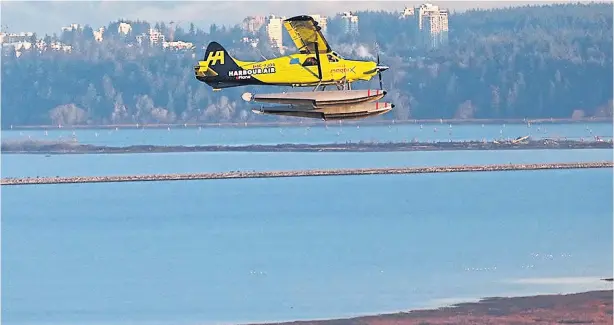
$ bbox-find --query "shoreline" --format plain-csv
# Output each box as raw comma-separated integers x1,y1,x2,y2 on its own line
2,139,612,155
3,117,612,131
2,162,612,186
244,286,614,325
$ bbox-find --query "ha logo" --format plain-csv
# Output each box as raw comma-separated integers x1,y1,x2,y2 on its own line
204,50,225,66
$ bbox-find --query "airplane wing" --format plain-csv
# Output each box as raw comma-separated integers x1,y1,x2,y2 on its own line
283,15,331,54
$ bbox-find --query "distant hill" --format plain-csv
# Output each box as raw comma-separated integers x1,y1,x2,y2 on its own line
1,2,612,127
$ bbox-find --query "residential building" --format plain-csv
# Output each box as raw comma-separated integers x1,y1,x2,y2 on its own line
162,41,195,50
35,39,46,50
241,37,259,48
399,7,415,18
1,32,34,44
49,41,72,52
61,24,81,32
415,3,449,49
149,28,165,45
118,22,132,35
12,41,32,51
3,39,72,57
93,27,105,42
242,16,266,35
266,14,284,50
339,12,359,35
439,9,449,46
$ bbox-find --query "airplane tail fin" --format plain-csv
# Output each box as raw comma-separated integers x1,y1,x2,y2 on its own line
201,41,242,78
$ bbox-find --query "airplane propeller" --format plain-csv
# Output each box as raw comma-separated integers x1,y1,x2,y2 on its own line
377,53,383,90
373,43,389,91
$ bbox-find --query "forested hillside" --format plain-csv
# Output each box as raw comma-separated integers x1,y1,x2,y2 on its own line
1,2,612,127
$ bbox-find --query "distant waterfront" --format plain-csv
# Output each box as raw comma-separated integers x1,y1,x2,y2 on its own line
2,139,612,155
2,122,611,148
4,117,612,131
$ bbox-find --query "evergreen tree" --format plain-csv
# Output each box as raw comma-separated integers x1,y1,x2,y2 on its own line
0,3,612,126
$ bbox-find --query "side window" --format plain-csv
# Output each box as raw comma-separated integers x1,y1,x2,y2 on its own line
302,57,318,67
327,54,338,63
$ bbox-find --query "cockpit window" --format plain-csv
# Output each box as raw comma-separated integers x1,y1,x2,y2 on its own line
302,57,319,66
327,54,339,62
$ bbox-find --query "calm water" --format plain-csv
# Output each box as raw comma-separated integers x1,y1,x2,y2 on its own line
2,168,612,325
1,149,612,178
2,125,613,325
2,122,612,146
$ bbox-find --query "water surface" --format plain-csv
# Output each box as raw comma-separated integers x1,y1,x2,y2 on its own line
2,149,611,178
2,168,612,325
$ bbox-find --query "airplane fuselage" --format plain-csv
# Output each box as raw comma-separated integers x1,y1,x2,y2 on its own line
194,45,380,90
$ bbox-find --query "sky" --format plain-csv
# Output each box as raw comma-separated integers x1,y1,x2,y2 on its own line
0,0,599,36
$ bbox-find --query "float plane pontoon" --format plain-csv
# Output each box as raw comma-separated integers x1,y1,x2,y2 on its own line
194,15,393,120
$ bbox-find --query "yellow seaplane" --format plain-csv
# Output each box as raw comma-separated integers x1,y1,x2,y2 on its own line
194,15,394,120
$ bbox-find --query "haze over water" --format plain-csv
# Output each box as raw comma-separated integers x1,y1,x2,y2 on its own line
2,124,613,325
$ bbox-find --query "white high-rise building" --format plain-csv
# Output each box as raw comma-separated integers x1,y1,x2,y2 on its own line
415,3,449,49
340,12,359,35
266,14,284,50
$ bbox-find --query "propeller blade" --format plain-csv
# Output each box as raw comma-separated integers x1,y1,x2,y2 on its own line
374,42,384,91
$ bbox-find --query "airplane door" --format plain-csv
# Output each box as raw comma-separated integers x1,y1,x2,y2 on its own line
301,56,320,80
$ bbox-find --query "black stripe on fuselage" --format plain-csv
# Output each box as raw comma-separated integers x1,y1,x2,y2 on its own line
198,41,272,88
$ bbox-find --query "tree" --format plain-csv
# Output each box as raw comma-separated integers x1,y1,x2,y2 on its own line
80,83,100,120
0,2,612,126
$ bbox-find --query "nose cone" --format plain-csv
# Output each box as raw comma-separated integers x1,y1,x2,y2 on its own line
391,103,395,109
376,65,389,72
241,92,254,102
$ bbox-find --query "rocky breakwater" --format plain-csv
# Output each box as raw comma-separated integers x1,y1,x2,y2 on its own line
2,162,612,186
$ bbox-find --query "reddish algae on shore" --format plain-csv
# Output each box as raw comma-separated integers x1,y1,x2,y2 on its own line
250,290,613,325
